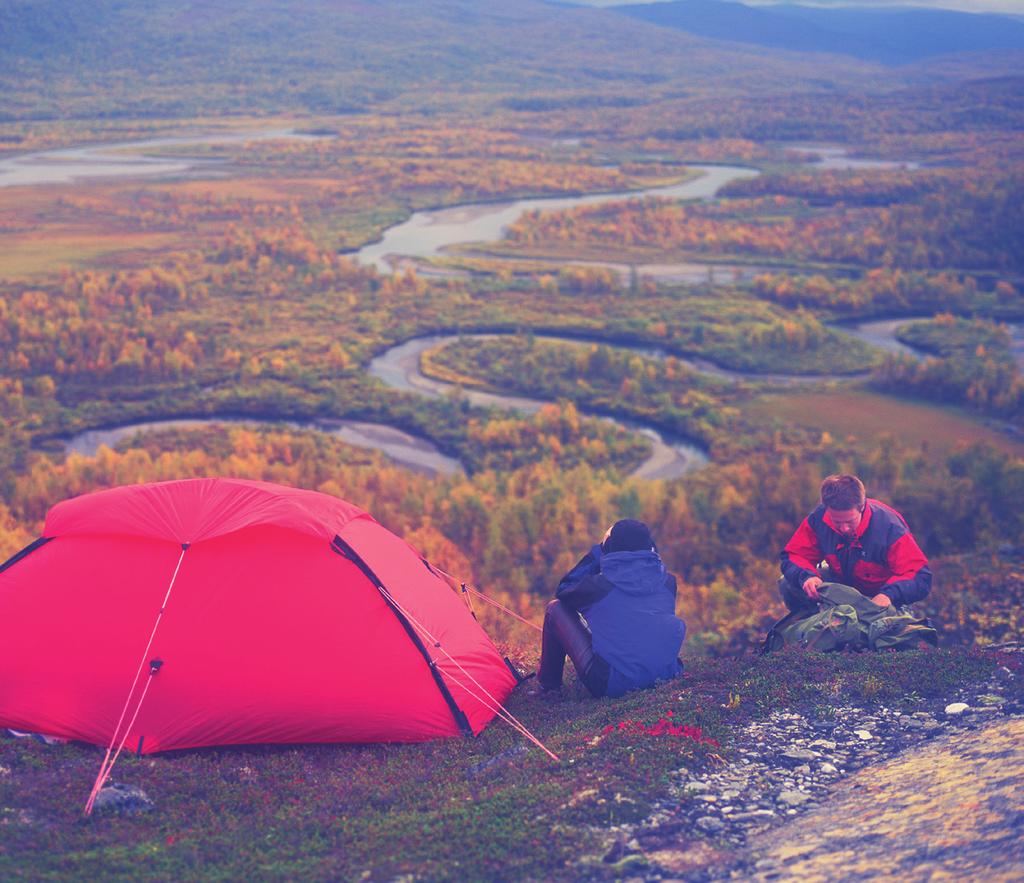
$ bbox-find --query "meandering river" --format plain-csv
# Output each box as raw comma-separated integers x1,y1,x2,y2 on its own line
352,165,761,275
64,416,463,477
26,131,1005,476
368,334,711,480
0,129,326,188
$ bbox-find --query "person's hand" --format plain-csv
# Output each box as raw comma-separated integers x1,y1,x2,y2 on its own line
871,593,892,607
802,576,823,600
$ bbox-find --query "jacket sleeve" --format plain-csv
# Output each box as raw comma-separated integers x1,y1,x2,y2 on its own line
556,573,614,612
556,544,602,597
881,531,932,606
666,572,678,601
780,518,821,589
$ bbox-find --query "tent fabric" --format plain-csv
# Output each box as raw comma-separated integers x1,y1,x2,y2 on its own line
43,477,369,544
0,478,517,752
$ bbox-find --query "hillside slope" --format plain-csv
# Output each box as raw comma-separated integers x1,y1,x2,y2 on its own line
0,0,890,120
606,0,1024,64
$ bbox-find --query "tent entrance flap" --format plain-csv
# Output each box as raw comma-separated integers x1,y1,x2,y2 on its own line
330,536,472,737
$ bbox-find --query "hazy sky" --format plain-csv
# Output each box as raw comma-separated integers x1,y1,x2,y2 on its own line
578,0,1024,14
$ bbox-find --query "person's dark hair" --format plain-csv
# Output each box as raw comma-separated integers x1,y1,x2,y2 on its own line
602,519,654,553
820,474,866,511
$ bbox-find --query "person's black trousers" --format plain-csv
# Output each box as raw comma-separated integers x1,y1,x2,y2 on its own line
537,600,610,696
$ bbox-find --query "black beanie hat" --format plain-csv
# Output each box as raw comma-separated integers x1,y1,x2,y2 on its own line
602,519,654,553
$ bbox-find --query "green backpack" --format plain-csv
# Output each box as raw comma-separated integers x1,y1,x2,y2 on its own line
763,582,938,654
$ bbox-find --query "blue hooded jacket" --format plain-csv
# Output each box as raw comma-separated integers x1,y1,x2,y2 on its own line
556,544,685,697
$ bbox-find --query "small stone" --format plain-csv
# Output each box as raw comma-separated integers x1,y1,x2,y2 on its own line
777,790,811,807
922,720,942,731
945,703,970,715
602,840,624,865
900,717,924,730
809,739,837,750
780,748,816,766
699,794,719,803
732,809,776,822
685,781,710,794
0,807,35,826
696,816,726,834
92,783,153,815
976,694,1004,706
795,764,812,775
854,730,873,741
818,762,838,774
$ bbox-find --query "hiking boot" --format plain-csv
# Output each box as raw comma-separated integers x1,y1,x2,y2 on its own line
526,682,563,701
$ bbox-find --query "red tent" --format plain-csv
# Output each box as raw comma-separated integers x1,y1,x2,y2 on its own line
0,478,518,753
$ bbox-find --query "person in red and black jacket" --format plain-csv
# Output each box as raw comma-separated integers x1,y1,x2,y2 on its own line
780,474,932,614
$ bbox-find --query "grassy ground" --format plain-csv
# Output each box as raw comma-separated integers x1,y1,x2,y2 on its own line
740,388,1024,458
0,231,188,277
2,647,1019,882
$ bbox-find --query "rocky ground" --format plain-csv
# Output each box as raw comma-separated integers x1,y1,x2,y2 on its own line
583,645,1024,881
738,716,1024,882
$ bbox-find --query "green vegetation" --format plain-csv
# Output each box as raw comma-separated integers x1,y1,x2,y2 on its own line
896,314,1017,362
422,335,737,450
872,318,1023,420
752,269,1023,319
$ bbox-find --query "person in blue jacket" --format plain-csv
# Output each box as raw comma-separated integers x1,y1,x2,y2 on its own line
533,519,686,698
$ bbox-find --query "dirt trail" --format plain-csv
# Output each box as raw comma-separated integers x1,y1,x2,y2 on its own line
738,717,1024,881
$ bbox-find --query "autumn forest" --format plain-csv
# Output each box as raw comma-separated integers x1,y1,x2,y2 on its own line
2,0,1023,657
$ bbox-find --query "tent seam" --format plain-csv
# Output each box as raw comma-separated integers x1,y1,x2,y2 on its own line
0,537,53,575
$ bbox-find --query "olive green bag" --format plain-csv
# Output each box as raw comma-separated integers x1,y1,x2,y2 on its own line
763,582,938,653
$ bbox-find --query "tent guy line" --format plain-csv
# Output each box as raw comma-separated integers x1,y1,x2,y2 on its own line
376,583,559,763
85,544,189,815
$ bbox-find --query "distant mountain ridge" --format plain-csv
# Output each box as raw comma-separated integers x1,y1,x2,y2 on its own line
601,0,1024,63
2,0,1018,122
0,0,896,121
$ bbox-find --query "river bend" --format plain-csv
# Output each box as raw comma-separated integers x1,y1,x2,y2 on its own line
31,133,1004,475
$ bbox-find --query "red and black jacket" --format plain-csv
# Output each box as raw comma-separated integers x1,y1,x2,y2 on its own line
780,498,932,606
